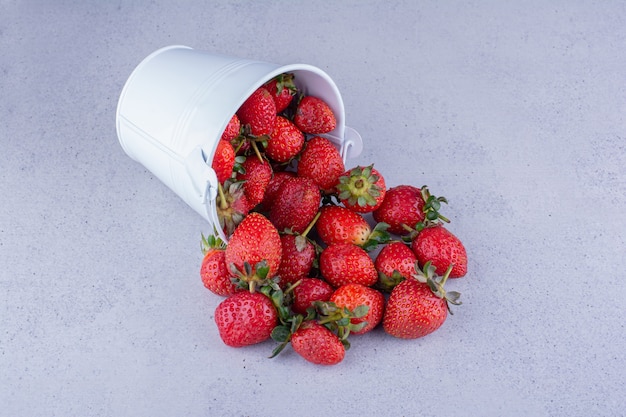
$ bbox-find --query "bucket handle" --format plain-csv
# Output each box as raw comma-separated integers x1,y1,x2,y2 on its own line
341,126,363,160
184,146,225,239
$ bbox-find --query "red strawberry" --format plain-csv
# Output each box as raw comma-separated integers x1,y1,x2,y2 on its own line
265,116,305,163
276,234,316,288
214,291,278,347
291,277,334,315
269,176,321,234
374,241,418,291
200,233,237,296
276,213,320,288
263,73,297,113
297,136,345,193
315,205,389,251
336,164,386,213
411,225,467,278
290,321,345,365
373,185,448,235
258,170,295,212
216,181,252,236
237,156,273,207
383,262,461,339
211,139,236,184
221,114,241,142
236,87,277,136
330,284,385,335
319,243,377,288
224,212,282,287
294,96,337,134
372,185,423,235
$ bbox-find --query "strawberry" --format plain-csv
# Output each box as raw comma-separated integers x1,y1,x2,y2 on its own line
200,233,237,296
211,139,236,184
258,170,295,212
216,180,252,236
315,205,390,251
297,136,345,193
214,291,278,347
263,73,297,113
265,116,304,163
224,212,282,288
374,241,418,291
319,243,377,288
236,156,273,207
294,96,336,134
291,277,334,315
372,185,422,235
411,225,467,278
269,176,321,234
329,283,385,335
276,212,320,288
373,185,448,235
290,320,345,365
236,87,277,136
383,262,461,339
336,164,386,213
221,114,241,142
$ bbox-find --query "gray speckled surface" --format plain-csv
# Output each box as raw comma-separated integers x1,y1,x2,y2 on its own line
2,1,625,416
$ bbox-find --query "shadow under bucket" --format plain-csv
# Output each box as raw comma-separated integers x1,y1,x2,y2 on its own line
116,45,363,240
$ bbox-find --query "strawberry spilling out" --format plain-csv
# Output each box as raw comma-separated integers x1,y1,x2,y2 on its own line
198,72,469,365
336,164,386,213
214,291,278,347
383,262,461,339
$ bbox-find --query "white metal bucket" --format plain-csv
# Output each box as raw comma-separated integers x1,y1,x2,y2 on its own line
115,45,363,240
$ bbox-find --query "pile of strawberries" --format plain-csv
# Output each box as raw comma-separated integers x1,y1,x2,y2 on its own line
201,73,467,365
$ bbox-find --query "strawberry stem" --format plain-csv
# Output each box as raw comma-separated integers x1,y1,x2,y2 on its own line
217,182,228,211
420,185,450,224
283,279,303,295
301,211,321,238
250,140,264,163
233,138,245,154
439,264,454,288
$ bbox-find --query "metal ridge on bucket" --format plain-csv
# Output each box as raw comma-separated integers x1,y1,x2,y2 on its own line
116,45,363,241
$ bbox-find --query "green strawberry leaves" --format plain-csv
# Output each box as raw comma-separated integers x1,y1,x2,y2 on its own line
414,261,462,313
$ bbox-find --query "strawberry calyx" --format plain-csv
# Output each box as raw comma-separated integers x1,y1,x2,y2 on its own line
216,180,250,236
336,164,383,210
413,261,462,313
421,185,450,224
258,279,291,325
400,185,450,242
231,131,250,155
230,260,276,293
235,124,270,163
271,73,297,97
360,221,391,252
375,269,407,293
264,73,298,114
232,155,246,176
313,301,369,348
200,231,226,255
269,315,300,358
269,296,368,358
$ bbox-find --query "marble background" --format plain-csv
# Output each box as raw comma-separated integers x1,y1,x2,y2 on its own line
2,1,625,416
